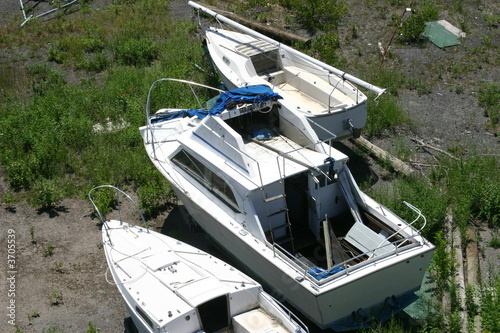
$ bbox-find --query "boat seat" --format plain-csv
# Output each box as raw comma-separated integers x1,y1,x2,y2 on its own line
282,66,346,110
232,309,289,333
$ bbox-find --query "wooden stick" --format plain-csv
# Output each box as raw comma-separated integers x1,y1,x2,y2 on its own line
411,138,459,160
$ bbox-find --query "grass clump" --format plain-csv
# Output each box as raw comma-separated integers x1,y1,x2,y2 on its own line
479,263,500,332
30,179,64,209
43,243,56,257
478,82,500,126
365,94,410,137
113,38,159,67
49,290,63,306
397,0,439,44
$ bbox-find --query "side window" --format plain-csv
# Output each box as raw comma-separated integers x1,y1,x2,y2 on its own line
172,150,240,212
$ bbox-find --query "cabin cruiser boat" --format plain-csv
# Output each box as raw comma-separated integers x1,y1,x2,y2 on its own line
139,78,434,331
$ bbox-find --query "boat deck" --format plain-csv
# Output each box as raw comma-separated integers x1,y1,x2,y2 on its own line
104,220,260,325
243,134,328,183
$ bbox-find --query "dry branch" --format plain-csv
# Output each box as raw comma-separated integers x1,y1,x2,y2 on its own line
411,138,459,160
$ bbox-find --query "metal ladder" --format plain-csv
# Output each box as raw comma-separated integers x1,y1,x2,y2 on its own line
262,181,295,253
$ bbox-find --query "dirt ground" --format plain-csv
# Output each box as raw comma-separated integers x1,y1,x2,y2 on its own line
0,1,499,332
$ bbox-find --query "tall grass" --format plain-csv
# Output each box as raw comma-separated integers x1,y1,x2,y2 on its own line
0,0,205,210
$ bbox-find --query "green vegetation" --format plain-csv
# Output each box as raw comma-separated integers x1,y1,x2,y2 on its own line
54,261,64,273
365,95,410,137
29,226,36,244
50,290,63,306
478,82,500,126
0,0,498,332
0,0,205,210
42,325,65,333
86,322,101,333
27,311,40,322
43,243,55,257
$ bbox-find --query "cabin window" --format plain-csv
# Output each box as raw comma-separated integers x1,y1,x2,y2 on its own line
136,306,153,329
172,150,240,212
223,56,230,66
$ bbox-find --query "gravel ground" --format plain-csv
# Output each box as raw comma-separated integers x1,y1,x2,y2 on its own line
0,1,498,332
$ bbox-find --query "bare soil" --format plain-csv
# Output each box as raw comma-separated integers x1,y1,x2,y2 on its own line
0,1,499,333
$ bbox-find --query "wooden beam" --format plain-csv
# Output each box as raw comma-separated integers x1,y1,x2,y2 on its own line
224,12,310,45
346,136,415,177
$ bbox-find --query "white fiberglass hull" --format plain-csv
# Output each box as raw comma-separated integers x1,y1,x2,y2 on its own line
101,216,308,333
139,78,432,332
168,182,433,331
204,27,370,141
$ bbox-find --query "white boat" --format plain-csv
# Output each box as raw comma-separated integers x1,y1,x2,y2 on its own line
189,1,386,141
89,185,308,333
139,79,434,331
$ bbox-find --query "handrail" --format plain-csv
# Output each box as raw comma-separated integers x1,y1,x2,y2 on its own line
369,201,427,258
20,0,79,26
189,1,386,97
145,78,224,160
271,229,426,286
88,185,149,243
261,292,309,333
274,134,337,181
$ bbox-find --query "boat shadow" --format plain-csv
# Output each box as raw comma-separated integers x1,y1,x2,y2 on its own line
332,141,380,187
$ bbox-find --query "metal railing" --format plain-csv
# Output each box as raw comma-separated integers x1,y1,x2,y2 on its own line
260,292,309,333
88,185,149,244
20,0,79,26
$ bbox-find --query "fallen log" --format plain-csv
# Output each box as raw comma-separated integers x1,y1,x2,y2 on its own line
224,12,310,45
195,2,310,45
346,136,415,176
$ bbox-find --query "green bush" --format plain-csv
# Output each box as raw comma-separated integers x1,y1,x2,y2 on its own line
479,263,500,332
365,94,410,137
310,31,343,67
419,0,439,22
76,53,109,72
113,38,159,67
90,186,117,220
286,0,348,31
26,64,66,96
399,13,426,44
4,160,35,191
138,176,177,216
30,179,64,209
436,156,500,228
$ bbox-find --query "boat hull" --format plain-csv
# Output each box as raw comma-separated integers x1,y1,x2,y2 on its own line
206,29,368,141
172,187,433,331
215,67,367,142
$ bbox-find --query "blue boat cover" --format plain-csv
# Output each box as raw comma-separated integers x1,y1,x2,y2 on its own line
308,266,345,280
152,85,282,123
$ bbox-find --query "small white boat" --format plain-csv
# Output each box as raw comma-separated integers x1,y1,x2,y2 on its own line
189,1,386,141
89,185,308,333
139,78,434,331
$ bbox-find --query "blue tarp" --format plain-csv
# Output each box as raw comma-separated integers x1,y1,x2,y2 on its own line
152,85,282,123
308,266,345,280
